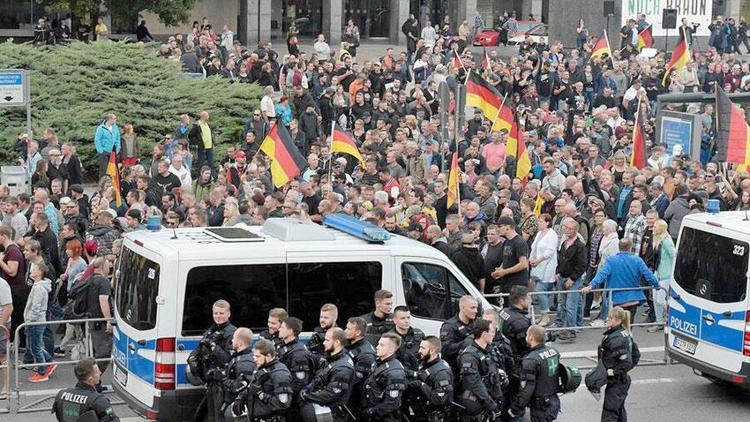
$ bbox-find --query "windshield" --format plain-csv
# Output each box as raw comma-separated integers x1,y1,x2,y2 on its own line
674,227,748,303
115,247,160,330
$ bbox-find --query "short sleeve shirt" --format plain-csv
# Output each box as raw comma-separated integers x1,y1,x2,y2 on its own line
2,244,27,291
0,277,12,325
501,235,530,287
86,274,112,318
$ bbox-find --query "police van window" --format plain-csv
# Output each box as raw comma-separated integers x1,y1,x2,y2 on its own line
288,262,381,330
674,227,749,303
115,247,160,330
401,262,460,320
448,272,471,315
182,264,286,336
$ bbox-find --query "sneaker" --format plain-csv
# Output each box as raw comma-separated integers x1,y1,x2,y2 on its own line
53,347,66,357
557,331,577,343
646,325,663,333
44,364,58,378
591,300,601,310
538,314,551,327
590,319,607,328
28,372,49,383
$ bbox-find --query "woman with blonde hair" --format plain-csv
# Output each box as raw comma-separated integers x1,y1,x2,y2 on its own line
596,306,639,421
648,219,675,332
222,201,240,226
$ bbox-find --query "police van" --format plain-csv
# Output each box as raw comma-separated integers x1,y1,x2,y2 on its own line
666,210,750,388
112,215,492,420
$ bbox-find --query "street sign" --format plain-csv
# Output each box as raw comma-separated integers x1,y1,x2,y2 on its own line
0,70,29,107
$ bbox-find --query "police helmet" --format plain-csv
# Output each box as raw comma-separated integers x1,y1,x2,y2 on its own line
558,363,581,394
185,355,205,386
584,361,608,394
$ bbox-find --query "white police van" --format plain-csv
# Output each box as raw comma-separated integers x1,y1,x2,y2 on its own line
666,210,750,388
112,215,492,420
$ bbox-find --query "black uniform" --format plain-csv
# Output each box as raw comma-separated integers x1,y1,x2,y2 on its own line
235,359,293,421
190,321,236,422
439,316,474,371
405,358,454,422
599,326,639,422
277,339,315,394
346,338,377,416
299,350,356,422
510,343,561,421
499,305,532,419
389,327,424,371
362,355,407,421
221,347,256,421
307,325,328,365
457,341,504,421
53,382,119,421
259,330,284,351
360,311,395,346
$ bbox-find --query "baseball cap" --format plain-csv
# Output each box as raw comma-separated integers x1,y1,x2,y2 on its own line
235,151,247,159
496,216,515,227
69,184,84,194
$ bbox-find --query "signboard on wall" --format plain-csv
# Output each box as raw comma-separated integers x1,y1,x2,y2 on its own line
621,0,713,37
655,110,702,159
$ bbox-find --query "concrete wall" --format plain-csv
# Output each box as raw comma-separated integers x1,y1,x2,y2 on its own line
547,0,622,48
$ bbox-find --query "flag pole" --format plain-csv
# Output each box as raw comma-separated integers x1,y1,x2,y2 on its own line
328,120,334,192
490,93,509,132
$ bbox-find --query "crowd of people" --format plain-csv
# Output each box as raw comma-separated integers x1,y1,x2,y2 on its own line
1,8,749,419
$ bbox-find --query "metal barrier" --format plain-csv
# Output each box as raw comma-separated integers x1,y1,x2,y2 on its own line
8,317,121,414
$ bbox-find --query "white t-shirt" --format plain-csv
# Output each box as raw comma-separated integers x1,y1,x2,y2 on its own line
0,277,12,326
260,95,276,118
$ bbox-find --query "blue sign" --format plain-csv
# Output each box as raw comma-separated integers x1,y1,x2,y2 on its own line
0,70,27,106
0,72,22,85
660,116,693,157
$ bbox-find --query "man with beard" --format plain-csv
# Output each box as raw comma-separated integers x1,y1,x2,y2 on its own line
307,303,338,366
403,336,453,421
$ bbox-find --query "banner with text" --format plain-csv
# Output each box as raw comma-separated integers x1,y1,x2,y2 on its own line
621,0,712,37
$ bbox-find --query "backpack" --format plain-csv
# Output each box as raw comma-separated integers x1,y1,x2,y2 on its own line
63,276,91,320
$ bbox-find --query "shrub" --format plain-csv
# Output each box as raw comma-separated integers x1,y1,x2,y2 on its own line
0,40,262,178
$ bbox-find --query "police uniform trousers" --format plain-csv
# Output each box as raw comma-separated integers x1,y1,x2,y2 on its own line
529,395,560,422
602,374,630,422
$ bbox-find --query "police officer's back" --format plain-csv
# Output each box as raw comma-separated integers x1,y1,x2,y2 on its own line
509,325,561,422
389,306,424,371
362,332,407,421
404,336,453,422
457,319,504,421
232,338,293,421
345,317,377,417
53,357,119,422
359,289,395,346
440,295,478,370
299,327,355,422
499,286,532,359
221,327,257,421
597,306,640,422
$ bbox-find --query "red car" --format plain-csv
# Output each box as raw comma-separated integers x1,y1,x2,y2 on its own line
473,20,537,46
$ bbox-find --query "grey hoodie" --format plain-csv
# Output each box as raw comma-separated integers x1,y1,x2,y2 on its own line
665,196,690,239
24,278,51,323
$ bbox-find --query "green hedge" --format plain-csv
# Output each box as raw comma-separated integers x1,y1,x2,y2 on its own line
0,40,263,178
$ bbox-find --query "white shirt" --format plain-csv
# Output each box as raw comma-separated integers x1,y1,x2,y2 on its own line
169,165,193,193
531,229,559,283
421,26,437,47
260,95,276,118
314,40,330,57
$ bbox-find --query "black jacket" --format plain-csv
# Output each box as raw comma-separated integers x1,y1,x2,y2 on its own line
451,245,484,286
556,237,588,281
188,123,216,151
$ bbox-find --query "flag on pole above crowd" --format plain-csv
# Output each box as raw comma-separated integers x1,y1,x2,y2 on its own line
512,119,532,181
258,122,308,188
330,123,365,168
637,26,654,49
715,85,750,168
447,152,460,209
589,31,612,62
630,101,647,169
662,38,690,85
452,47,465,72
106,151,122,207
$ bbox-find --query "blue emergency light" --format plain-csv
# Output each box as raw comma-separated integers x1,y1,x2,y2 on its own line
707,199,720,214
323,213,391,243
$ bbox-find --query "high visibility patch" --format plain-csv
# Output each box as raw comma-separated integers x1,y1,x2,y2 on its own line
279,393,290,404
388,390,400,399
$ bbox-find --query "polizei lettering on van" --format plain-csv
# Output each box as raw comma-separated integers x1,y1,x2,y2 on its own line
670,316,698,336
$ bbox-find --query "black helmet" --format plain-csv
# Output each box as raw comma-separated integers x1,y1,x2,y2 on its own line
584,361,608,394
558,363,582,394
185,354,205,386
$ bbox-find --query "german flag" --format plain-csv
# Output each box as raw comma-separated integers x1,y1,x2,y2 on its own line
512,119,532,181
491,103,514,132
637,26,653,50
715,85,750,165
330,123,365,168
258,123,308,188
106,151,122,207
662,38,690,85
630,104,647,169
466,72,502,123
452,47,465,71
447,152,460,209
589,32,612,61
533,193,544,216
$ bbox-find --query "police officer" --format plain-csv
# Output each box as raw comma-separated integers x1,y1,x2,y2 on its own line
440,295,478,371
388,305,424,371
508,325,561,421
189,299,237,422
359,289,395,346
53,357,119,421
457,319,504,422
404,336,454,422
499,286,532,421
597,306,639,422
232,338,294,421
345,317,377,418
260,308,288,351
362,332,407,421
299,327,355,422
308,303,338,366
221,327,257,422
277,317,314,418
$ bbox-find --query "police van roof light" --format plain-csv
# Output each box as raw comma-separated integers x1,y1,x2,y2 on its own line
323,213,391,243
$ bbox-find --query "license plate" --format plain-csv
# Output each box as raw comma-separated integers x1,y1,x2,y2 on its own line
114,364,128,386
673,335,698,355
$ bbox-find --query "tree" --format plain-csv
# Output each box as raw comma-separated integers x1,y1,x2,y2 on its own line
106,0,199,28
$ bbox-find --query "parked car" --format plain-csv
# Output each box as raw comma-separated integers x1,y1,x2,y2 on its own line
507,23,549,46
473,20,537,46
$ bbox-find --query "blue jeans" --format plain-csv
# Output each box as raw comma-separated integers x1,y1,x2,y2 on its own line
194,148,216,179
555,276,585,328
535,281,555,313
26,324,51,374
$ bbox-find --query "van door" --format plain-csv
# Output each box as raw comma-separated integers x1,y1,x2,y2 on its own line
668,226,749,372
285,251,390,335
113,246,163,409
395,257,480,337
